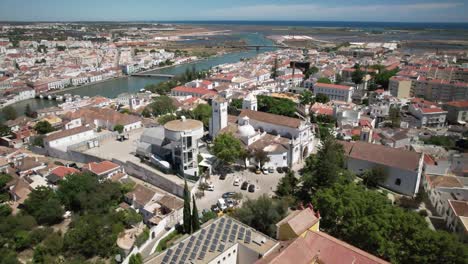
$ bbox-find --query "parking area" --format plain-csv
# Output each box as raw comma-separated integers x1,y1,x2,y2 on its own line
196,167,284,212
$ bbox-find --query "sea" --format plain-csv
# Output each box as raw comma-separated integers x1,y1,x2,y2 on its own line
159,20,468,30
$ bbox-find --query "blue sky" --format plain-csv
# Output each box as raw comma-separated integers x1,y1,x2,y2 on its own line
1,0,467,22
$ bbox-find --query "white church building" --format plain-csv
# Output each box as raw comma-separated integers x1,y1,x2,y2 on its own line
209,94,315,168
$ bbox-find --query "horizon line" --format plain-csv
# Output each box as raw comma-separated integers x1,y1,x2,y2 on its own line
1,19,468,24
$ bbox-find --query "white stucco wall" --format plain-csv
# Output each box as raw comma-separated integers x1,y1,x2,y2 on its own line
347,157,422,196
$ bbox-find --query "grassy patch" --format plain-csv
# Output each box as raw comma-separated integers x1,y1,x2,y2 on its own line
155,230,183,253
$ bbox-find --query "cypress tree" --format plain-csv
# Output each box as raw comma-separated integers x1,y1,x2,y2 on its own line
191,195,200,232
183,179,191,234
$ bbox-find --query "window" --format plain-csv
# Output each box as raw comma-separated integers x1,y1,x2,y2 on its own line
228,253,231,257
223,257,226,261
395,178,401,186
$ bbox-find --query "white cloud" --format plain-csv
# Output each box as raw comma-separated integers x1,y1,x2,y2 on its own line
200,2,466,22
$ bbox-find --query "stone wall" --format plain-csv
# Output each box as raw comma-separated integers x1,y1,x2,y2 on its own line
115,159,184,198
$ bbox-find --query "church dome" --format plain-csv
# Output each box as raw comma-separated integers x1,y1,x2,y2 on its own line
238,119,256,138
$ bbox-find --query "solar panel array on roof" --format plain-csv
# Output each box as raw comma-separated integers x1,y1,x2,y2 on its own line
153,217,269,264
218,243,225,252
245,230,252,244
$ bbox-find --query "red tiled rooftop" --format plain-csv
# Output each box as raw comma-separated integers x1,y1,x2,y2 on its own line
257,230,389,264
50,166,79,178
315,83,353,90
445,101,468,108
86,160,120,175
172,86,217,96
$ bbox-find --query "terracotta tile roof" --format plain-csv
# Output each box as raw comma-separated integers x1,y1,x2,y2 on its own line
315,83,353,90
276,208,319,237
420,107,446,114
171,86,217,96
45,126,93,142
64,107,141,126
50,166,79,178
86,160,120,175
239,109,303,128
449,200,468,217
426,174,463,188
445,101,468,108
257,230,389,264
158,195,183,210
125,184,156,206
340,141,422,171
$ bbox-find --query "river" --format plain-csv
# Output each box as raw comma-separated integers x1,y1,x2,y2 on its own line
6,33,275,117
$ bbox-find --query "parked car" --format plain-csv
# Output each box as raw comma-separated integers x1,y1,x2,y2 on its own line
255,168,261,174
233,178,240,186
220,173,227,180
277,167,284,173
226,199,236,208
282,167,290,173
222,192,236,199
217,198,227,211
262,167,269,174
268,167,274,173
207,184,215,191
241,181,249,190
211,204,220,213
248,184,255,193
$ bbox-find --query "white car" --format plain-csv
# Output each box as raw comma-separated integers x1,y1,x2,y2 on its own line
207,184,215,191
233,178,240,186
262,167,269,174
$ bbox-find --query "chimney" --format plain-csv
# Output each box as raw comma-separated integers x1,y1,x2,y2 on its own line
181,116,186,122
315,210,321,219
307,202,314,212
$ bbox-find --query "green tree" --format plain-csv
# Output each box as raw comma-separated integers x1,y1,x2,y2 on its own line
315,93,330,104
257,95,296,117
201,210,217,223
147,95,175,116
113,124,124,133
191,195,200,232
253,149,270,168
233,195,288,237
57,172,122,213
388,106,401,128
299,90,314,105
271,57,278,79
0,204,12,217
361,167,388,188
312,183,468,264
23,186,64,225
2,106,17,121
374,68,399,89
34,121,54,135
230,98,243,109
212,133,245,164
192,104,212,128
0,123,11,137
301,138,350,192
157,114,178,125
183,180,191,234
351,68,365,85
304,66,319,80
317,77,332,84
129,253,143,264
275,171,299,198
64,213,121,258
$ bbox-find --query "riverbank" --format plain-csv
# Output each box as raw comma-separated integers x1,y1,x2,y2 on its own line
1,32,275,118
